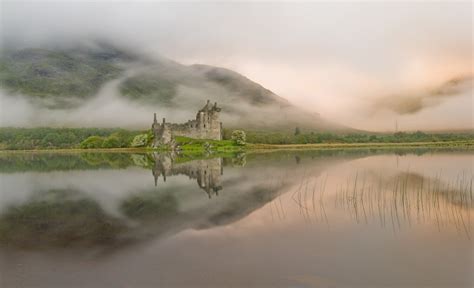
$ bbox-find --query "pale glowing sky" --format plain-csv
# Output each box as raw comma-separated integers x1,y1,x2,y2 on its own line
1,0,473,131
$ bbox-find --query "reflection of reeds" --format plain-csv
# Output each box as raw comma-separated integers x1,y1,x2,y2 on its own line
272,170,472,239
335,171,472,238
268,169,288,221
288,171,330,226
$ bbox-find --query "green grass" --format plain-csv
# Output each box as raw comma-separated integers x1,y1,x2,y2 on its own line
146,136,245,159
174,136,240,150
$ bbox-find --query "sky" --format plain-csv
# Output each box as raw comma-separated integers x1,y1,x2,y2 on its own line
1,0,472,131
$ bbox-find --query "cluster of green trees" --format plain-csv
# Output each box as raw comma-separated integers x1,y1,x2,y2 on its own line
0,128,141,150
231,129,474,145
231,130,246,145
79,132,138,149
1,127,472,150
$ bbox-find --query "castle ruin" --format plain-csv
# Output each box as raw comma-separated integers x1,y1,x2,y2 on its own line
152,100,223,147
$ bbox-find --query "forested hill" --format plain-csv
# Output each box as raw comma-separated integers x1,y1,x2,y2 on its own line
0,43,347,131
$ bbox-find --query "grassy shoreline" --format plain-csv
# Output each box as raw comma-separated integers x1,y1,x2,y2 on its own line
1,140,472,154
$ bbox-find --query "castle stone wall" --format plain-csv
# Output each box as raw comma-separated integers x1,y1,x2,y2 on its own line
152,100,222,147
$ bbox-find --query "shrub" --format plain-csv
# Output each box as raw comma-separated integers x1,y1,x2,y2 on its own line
294,127,301,136
131,133,149,147
102,136,121,148
231,130,246,146
79,136,104,149
108,131,135,147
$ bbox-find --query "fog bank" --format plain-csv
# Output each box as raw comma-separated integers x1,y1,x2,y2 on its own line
1,1,472,131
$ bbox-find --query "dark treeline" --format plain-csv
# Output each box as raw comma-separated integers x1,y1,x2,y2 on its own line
0,127,472,150
0,127,142,150
224,129,474,145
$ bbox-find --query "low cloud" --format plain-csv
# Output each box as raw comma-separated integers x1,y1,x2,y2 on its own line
1,1,472,131
0,79,192,129
371,75,473,115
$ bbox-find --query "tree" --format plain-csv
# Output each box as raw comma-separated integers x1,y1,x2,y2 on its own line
294,127,301,136
109,131,133,147
80,136,104,149
131,134,149,147
40,132,60,147
231,130,246,146
102,136,120,148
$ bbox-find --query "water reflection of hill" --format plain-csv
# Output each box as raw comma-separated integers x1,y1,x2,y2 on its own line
1,150,471,251
0,189,127,249
0,151,346,250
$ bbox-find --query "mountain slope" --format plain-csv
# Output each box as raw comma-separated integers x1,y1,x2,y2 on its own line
0,48,125,108
190,64,290,106
0,45,350,131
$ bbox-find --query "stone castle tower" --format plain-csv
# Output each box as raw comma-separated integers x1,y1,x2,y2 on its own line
152,100,223,147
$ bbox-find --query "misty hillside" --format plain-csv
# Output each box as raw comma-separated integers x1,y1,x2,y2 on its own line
0,48,125,107
0,44,348,131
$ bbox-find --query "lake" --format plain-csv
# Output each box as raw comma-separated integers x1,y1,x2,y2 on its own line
0,149,472,288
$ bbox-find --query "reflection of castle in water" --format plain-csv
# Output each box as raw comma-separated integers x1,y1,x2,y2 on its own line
151,153,223,198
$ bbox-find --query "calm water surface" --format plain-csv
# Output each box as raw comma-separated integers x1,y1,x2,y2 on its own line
0,150,472,288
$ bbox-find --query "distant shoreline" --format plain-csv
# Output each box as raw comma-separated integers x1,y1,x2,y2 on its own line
1,140,472,154
246,140,474,150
